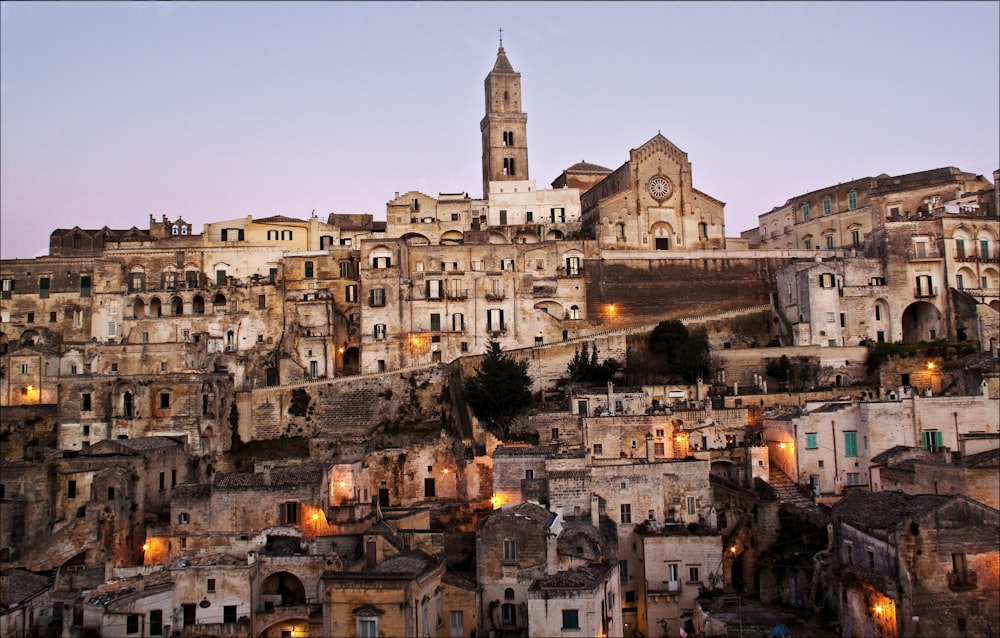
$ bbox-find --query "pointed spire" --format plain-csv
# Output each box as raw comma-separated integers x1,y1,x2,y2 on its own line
492,28,515,73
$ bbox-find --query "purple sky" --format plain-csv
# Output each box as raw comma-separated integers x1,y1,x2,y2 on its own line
2,2,998,259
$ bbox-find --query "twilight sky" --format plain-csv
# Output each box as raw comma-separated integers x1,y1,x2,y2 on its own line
2,1,998,259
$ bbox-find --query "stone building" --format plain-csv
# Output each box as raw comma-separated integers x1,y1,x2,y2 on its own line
636,522,723,638
579,133,727,251
764,392,999,499
526,563,622,638
870,446,1000,509
830,491,1000,638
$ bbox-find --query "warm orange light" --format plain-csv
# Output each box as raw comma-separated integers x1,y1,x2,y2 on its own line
26,385,34,392
312,512,319,521
142,544,149,551
442,468,449,475
730,546,737,554
926,361,935,370
779,442,787,449
675,435,685,442
490,495,502,509
338,481,346,488
338,347,345,354
874,605,883,614
608,305,616,313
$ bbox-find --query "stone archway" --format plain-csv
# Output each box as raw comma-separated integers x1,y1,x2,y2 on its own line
260,571,307,607
901,301,942,342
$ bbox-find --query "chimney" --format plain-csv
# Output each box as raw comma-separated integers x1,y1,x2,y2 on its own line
590,494,600,527
646,434,654,462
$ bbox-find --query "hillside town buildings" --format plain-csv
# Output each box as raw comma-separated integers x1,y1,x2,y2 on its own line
1,42,998,638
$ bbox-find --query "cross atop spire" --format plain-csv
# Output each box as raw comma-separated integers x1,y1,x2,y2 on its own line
498,27,503,48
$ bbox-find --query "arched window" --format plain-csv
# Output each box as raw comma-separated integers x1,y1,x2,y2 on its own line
171,225,179,235
180,225,188,235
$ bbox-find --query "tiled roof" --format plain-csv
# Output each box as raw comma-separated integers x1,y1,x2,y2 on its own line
373,553,434,576
494,444,558,457
831,491,950,531
108,436,184,452
0,569,50,607
962,447,1000,467
255,215,308,224
87,570,173,606
564,161,613,174
492,46,515,73
214,463,323,488
531,563,613,591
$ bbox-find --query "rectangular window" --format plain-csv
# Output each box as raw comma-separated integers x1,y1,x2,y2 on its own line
149,610,163,636
39,277,50,298
851,229,861,248
346,285,358,302
159,472,165,491
565,256,581,276
826,312,835,323
826,235,835,249
430,313,441,331
49,311,57,322
1,278,13,299
499,209,507,225
501,259,515,271
126,614,139,634
207,578,216,593
374,324,386,340
426,279,443,299
107,322,117,337
840,313,846,327
689,566,700,582
304,261,314,278
257,294,266,310
372,256,391,269
82,393,92,411
620,503,632,524
922,430,944,452
452,313,465,331
449,611,464,638
562,610,580,630
26,312,35,323
847,472,861,485
875,305,882,321
223,605,237,624
487,308,505,332
848,191,858,210
160,393,170,409
503,539,517,563
802,203,810,221
805,433,817,449
687,496,696,516
980,239,991,260
68,480,77,498
844,431,859,457
593,443,603,455
282,501,299,524
369,288,386,306
668,563,680,583
654,442,665,456
358,619,377,638
823,197,832,216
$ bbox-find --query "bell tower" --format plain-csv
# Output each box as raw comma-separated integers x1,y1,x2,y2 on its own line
480,31,528,199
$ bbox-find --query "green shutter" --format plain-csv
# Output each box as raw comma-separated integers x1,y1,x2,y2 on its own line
844,431,858,457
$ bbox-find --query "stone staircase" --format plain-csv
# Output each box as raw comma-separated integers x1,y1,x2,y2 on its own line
766,466,817,510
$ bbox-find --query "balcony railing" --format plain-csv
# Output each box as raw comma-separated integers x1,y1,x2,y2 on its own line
914,286,937,298
948,570,977,590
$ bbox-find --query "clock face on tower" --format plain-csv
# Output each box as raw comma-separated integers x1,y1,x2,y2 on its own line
648,175,672,201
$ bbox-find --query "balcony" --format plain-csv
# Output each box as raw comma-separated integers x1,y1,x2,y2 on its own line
485,292,505,301
948,570,977,591
446,289,468,301
914,286,937,298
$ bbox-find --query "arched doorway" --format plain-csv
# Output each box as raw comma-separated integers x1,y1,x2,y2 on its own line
133,298,145,319
260,571,306,608
901,301,942,342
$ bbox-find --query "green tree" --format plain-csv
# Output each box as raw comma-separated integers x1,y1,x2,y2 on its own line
647,320,710,382
565,342,623,384
463,341,533,438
